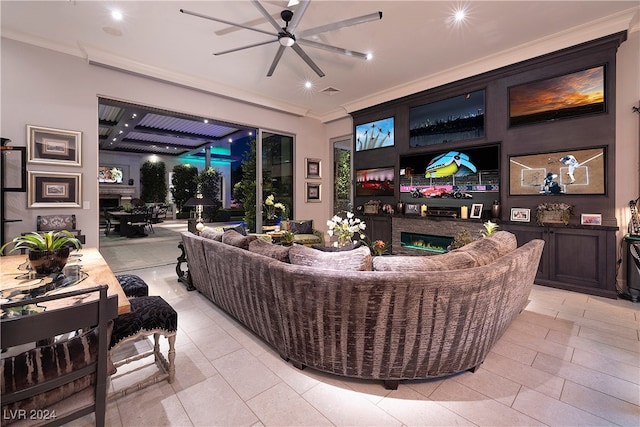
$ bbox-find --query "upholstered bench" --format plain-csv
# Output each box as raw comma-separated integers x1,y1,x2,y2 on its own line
116,274,149,299
108,296,177,399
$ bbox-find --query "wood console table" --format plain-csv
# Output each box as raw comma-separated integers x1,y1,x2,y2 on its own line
0,248,130,315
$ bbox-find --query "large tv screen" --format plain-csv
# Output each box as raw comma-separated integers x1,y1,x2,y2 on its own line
355,117,395,151
409,90,485,147
98,166,124,183
399,145,499,197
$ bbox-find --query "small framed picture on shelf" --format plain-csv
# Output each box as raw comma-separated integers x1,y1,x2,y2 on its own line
305,182,321,203
470,203,483,219
27,125,82,166
581,213,602,226
510,208,531,222
305,158,321,179
404,203,421,215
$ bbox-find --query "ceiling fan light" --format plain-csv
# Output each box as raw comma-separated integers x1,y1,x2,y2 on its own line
279,36,295,47
366,53,373,60
287,0,300,7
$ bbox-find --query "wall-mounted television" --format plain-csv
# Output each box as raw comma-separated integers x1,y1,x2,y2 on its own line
98,165,124,184
399,145,499,197
355,167,395,197
409,90,485,147
355,117,395,151
509,65,606,127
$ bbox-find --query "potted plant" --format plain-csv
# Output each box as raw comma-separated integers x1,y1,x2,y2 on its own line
281,230,294,246
1,230,82,275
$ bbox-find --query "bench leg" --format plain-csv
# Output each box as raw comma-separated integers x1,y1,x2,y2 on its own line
167,334,176,383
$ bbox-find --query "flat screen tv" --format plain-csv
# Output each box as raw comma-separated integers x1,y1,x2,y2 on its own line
409,90,485,147
355,117,395,151
355,167,394,197
399,145,499,197
98,166,124,184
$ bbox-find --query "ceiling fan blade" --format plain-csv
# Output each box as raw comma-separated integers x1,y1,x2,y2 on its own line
250,0,285,32
180,9,276,37
291,44,325,77
287,0,310,33
215,39,278,56
297,38,368,60
297,11,382,38
267,45,287,77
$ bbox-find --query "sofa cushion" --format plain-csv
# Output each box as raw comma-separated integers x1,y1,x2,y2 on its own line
249,238,291,262
454,231,517,266
199,228,223,241
312,241,363,252
289,244,372,271
289,220,313,235
223,223,247,236
222,229,257,249
372,231,517,271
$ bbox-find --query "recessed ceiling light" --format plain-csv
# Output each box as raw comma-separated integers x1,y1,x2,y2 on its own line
228,138,233,143
111,10,123,21
204,119,209,123
304,81,313,89
454,9,466,22
365,53,373,61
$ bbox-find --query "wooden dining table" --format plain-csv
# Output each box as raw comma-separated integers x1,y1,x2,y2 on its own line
0,248,130,316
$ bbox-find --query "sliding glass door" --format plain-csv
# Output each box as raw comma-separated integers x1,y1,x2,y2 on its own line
257,130,294,231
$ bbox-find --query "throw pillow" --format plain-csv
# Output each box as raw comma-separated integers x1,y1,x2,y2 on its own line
199,228,223,241
248,238,291,262
222,223,247,236
289,244,372,271
222,229,257,250
289,220,313,235
372,251,476,271
455,231,517,266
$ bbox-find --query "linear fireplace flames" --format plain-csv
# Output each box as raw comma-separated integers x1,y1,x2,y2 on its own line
400,232,453,254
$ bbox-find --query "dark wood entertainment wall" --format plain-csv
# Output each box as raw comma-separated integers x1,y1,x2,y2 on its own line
351,32,627,298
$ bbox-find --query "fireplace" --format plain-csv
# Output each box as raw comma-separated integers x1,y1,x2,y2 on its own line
392,217,485,255
400,232,453,254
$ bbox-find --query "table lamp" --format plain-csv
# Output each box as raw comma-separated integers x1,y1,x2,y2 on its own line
183,195,217,234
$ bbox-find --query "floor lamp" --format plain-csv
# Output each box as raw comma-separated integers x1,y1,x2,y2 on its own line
183,195,217,234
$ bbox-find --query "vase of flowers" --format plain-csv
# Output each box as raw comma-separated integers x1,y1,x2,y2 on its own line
536,202,573,225
327,212,367,247
264,194,287,225
370,240,389,256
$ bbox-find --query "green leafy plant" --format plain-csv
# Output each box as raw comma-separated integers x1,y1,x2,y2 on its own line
281,230,294,245
1,230,82,254
140,160,168,203
171,164,199,213
198,167,223,222
482,220,499,237
449,229,473,250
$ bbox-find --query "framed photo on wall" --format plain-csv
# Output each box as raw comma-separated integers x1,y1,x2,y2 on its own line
306,182,321,203
27,125,82,166
470,203,483,219
305,158,321,179
28,171,82,208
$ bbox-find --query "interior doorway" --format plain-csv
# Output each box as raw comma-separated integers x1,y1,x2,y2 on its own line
332,135,353,215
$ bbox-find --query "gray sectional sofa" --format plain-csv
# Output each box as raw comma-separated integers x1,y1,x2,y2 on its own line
181,229,544,389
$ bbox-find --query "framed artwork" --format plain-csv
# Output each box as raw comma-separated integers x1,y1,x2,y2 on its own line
306,182,321,203
1,146,27,192
581,213,602,226
28,171,81,208
404,203,421,215
355,167,394,197
355,117,395,151
305,158,321,179
510,208,531,222
470,203,483,219
409,90,485,147
509,147,605,195
509,65,605,127
27,125,82,166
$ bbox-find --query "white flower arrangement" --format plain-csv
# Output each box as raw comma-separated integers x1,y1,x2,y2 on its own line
327,212,367,247
264,194,287,220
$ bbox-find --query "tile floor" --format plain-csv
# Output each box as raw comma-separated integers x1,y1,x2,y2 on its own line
84,225,640,427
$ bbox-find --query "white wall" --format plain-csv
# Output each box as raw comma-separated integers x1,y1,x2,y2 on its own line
1,38,331,248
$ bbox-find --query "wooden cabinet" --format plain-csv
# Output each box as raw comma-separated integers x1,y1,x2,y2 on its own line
503,223,618,298
359,215,392,246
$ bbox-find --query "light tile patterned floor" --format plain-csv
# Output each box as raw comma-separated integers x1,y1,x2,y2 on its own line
86,225,640,427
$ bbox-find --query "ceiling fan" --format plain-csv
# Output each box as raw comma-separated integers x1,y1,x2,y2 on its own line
180,0,382,77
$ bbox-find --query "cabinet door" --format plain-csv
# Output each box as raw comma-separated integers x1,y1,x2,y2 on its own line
502,224,548,279
367,216,392,244
549,228,610,291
